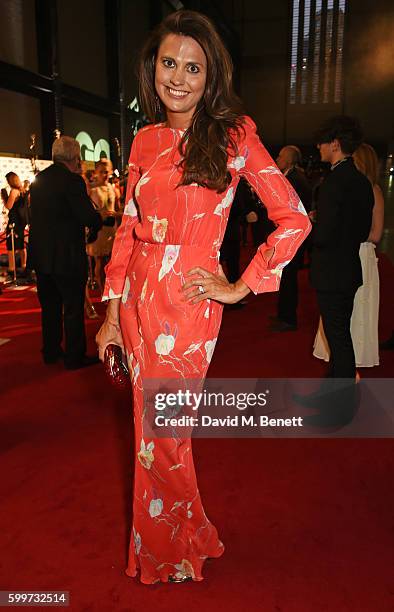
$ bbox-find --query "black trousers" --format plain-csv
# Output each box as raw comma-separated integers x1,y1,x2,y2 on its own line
317,289,357,379
277,246,305,325
36,272,87,366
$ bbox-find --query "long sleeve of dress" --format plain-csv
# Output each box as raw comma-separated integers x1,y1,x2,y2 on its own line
102,135,142,300
238,116,312,294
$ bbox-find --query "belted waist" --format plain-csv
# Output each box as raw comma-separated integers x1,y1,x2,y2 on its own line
134,239,219,254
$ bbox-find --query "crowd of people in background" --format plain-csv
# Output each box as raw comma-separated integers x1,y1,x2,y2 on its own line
0,115,392,379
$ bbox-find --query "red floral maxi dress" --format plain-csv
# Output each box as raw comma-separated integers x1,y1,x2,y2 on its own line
102,116,311,584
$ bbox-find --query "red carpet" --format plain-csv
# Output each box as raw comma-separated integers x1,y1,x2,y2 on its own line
1,257,394,611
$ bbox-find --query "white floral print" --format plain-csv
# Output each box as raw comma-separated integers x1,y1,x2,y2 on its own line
228,155,246,171
155,333,176,355
147,215,168,243
297,199,308,215
140,278,148,303
270,260,291,277
135,174,151,197
183,342,203,355
124,198,138,217
275,228,303,241
137,439,155,470
158,245,180,281
149,498,163,518
122,276,130,304
133,528,142,554
204,338,217,363
258,165,282,176
213,187,234,216
174,559,195,580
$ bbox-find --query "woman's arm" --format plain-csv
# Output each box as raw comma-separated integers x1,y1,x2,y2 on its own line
5,189,19,211
368,183,384,244
96,134,143,359
181,117,311,306
101,133,142,303
238,116,311,294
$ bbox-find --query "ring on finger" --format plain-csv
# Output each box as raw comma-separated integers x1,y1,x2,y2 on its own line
198,285,205,294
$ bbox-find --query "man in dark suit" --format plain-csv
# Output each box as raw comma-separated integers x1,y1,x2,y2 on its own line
270,146,312,331
298,117,373,424
28,136,103,369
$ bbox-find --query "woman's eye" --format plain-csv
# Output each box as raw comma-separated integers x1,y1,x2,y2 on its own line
188,64,199,73
163,59,175,68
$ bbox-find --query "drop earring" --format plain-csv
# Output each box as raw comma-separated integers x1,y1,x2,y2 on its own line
155,95,161,115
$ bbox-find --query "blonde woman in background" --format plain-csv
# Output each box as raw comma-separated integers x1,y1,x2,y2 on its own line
313,143,384,367
81,162,99,319
86,160,118,293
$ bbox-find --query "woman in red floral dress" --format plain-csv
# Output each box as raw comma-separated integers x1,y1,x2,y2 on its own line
96,10,311,585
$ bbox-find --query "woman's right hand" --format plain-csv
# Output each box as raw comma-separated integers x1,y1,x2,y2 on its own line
96,319,124,362
95,298,124,361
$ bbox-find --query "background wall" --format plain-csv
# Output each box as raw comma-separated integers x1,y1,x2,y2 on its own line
0,0,393,161
57,0,108,98
0,0,38,72
344,0,394,151
216,0,394,153
0,89,42,156
215,1,290,147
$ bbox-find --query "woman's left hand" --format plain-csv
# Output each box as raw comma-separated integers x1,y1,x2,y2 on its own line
181,265,250,305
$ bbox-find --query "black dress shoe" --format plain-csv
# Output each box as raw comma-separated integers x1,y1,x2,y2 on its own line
296,384,358,427
294,380,359,409
293,391,324,409
65,355,100,370
269,320,297,332
42,349,64,365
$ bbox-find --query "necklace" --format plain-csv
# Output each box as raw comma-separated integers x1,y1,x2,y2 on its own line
330,156,351,171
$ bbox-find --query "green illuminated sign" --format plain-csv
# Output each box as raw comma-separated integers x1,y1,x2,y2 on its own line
75,131,110,161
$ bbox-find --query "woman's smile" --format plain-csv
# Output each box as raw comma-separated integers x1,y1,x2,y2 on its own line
166,87,190,98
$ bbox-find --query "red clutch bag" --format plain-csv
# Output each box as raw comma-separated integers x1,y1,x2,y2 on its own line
103,344,130,389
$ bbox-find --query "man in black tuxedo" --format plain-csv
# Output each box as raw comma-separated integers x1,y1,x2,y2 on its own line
299,117,374,425
270,146,312,331
28,136,103,369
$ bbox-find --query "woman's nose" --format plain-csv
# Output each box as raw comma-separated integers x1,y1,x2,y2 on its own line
170,67,185,86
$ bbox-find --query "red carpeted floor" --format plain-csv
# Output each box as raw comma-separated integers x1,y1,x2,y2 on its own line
1,256,394,612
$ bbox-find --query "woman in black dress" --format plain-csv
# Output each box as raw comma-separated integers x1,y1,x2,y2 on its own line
4,172,28,276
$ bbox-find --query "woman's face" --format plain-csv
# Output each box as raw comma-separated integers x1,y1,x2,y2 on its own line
155,33,207,124
96,166,109,186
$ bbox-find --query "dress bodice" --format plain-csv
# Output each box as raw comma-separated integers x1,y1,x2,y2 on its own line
104,116,311,298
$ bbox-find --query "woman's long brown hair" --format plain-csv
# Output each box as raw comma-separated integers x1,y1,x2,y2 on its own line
138,10,244,193
353,143,380,186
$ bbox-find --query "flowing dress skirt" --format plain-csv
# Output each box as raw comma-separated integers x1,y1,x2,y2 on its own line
119,240,224,584
313,242,380,367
